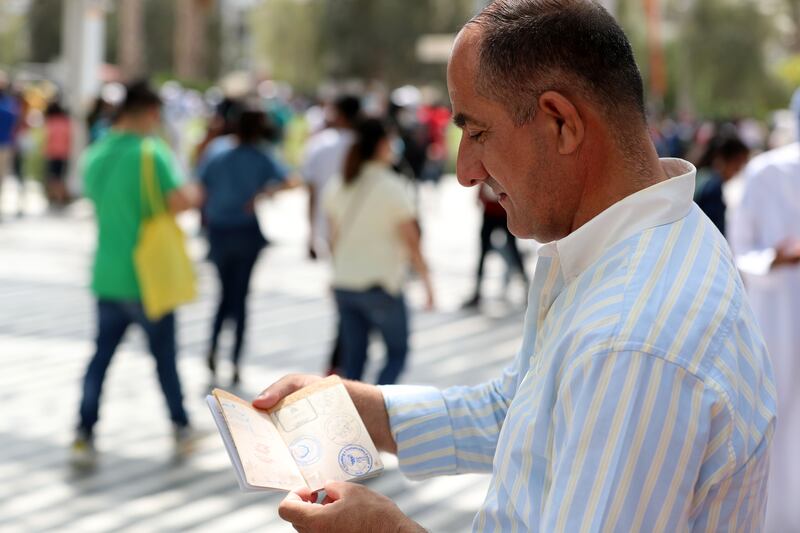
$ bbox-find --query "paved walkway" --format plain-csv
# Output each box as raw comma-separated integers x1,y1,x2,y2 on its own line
0,176,535,532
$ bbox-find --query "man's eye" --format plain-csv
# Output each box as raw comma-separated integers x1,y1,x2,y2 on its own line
468,131,485,141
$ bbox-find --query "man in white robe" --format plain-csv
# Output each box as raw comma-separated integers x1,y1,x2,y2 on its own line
729,89,800,532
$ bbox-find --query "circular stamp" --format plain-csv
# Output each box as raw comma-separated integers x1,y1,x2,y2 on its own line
290,436,321,466
338,444,373,477
324,414,361,445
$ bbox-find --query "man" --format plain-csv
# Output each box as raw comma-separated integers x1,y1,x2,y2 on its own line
302,94,361,260
729,88,800,532
71,81,202,466
255,1,776,531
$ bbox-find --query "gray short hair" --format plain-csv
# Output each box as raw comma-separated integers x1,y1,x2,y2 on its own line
467,0,646,127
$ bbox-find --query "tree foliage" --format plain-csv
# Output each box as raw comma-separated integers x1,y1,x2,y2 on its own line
252,0,325,91
614,0,792,117
679,0,789,117
320,0,474,86
22,0,797,116
0,10,28,67
28,0,62,64
27,0,220,82
251,0,475,92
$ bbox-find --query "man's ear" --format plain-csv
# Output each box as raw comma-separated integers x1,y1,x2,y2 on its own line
537,91,584,155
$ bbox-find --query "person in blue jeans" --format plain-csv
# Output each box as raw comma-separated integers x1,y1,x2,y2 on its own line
324,119,434,384
73,81,202,467
333,286,412,384
200,108,297,385
80,301,186,430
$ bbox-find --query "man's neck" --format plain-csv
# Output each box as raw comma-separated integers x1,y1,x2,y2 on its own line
570,136,667,234
113,116,152,137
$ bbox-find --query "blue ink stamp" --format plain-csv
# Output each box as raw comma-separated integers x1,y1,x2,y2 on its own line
338,445,373,476
290,436,321,466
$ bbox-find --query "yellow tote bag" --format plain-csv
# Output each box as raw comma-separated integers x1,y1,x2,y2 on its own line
133,139,197,320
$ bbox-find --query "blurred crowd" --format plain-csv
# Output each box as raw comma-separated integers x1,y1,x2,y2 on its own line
2,72,799,376
2,72,799,388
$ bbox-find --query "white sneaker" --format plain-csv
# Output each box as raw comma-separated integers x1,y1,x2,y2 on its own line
173,424,204,457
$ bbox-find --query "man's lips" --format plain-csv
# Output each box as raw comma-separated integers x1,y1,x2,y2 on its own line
485,178,506,201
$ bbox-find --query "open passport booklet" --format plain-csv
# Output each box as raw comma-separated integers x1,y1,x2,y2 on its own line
206,376,383,492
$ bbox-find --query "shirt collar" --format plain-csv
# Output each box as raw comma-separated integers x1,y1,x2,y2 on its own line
538,158,696,284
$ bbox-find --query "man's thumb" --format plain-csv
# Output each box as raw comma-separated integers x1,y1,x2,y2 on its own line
278,492,314,524
322,480,353,501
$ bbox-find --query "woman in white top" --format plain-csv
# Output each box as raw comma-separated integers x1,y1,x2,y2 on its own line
323,119,434,384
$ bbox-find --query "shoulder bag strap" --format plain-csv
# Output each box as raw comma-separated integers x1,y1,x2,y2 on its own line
140,138,166,219
335,175,376,245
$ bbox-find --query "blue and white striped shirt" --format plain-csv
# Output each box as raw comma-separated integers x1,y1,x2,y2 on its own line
381,159,776,532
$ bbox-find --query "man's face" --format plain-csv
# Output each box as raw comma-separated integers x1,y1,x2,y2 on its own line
447,29,578,242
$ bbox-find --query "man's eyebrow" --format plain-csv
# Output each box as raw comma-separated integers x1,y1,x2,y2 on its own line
453,112,484,129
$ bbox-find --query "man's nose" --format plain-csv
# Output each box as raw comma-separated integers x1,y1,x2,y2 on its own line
455,136,488,188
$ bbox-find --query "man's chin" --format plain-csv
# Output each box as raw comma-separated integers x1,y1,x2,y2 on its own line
506,218,529,240
508,218,549,242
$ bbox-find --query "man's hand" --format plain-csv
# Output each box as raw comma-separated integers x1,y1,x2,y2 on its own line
278,481,426,533
252,374,323,410
772,239,800,269
253,375,398,454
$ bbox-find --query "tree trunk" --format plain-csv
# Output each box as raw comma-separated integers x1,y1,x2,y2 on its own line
174,0,211,81
788,0,800,53
118,0,144,80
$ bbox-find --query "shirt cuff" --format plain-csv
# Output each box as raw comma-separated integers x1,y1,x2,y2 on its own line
379,384,458,479
735,248,776,276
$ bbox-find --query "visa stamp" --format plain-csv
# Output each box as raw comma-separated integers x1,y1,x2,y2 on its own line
290,436,321,466
274,398,318,432
338,444,373,477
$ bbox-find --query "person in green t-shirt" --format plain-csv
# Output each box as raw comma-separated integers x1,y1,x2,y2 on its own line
71,81,203,468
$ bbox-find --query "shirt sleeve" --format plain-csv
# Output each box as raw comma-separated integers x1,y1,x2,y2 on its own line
260,147,289,187
81,151,97,202
195,152,211,182
198,155,212,188
379,357,521,479
383,177,416,224
301,142,323,186
540,350,720,532
195,136,234,179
